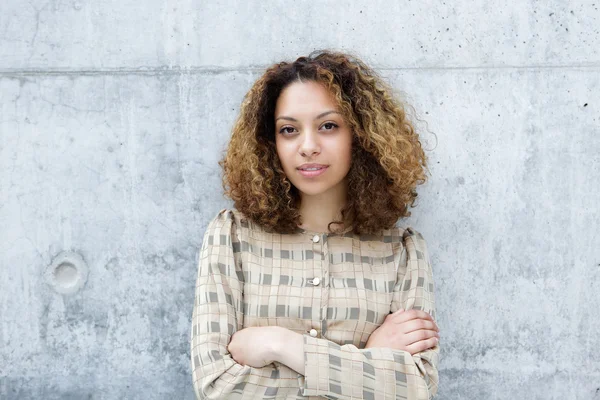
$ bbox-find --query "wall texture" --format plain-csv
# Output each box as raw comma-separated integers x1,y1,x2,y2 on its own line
1,1,599,399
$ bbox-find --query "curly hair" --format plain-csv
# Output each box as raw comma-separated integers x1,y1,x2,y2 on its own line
219,49,429,235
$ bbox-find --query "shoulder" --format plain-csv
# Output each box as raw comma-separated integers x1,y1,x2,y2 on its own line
368,225,424,245
205,208,245,224
204,208,261,238
353,226,419,255
398,225,431,264
199,209,244,253
350,226,411,247
400,226,426,244
207,208,242,225
202,209,237,239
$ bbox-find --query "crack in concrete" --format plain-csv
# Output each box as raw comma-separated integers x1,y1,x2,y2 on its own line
1,63,600,77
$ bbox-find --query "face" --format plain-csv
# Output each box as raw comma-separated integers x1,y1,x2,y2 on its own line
274,80,353,200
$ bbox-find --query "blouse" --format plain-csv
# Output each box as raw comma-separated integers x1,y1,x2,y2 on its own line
190,208,439,399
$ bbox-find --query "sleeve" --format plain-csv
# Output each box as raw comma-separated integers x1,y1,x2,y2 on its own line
190,209,303,400
296,227,440,400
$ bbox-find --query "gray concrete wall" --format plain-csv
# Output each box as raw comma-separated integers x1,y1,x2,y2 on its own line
1,1,598,399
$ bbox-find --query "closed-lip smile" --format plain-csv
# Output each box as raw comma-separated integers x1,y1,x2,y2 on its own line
297,163,329,178
297,163,328,170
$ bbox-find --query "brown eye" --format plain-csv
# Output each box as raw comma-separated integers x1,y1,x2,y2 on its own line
322,122,338,131
279,126,296,135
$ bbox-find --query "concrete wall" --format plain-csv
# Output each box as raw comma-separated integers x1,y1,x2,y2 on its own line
1,1,598,399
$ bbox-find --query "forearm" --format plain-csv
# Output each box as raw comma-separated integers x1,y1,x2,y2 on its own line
269,327,305,375
299,336,439,400
262,327,438,399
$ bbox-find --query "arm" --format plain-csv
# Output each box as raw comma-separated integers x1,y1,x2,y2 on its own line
288,227,439,400
190,209,302,399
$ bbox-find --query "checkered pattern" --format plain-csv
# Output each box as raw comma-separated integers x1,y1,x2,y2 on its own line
191,209,439,399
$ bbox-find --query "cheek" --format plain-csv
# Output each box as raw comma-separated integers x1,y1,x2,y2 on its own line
275,142,293,171
343,151,352,172
339,138,353,167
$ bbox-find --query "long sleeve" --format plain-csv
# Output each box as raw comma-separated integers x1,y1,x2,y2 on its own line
190,209,303,400
297,227,439,400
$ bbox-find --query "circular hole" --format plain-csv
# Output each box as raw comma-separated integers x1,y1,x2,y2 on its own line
54,262,79,287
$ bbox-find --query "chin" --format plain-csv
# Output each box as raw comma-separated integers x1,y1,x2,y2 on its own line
293,183,334,197
298,188,327,197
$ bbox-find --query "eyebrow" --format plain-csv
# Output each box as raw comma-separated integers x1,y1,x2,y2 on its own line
275,110,342,123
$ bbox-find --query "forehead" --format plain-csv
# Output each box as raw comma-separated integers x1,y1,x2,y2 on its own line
275,81,340,115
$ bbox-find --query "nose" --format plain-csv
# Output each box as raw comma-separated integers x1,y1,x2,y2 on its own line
299,130,321,157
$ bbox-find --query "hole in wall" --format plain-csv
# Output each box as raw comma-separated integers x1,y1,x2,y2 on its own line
45,251,89,295
53,262,79,287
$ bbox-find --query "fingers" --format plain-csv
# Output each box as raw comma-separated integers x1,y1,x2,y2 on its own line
402,329,439,346
400,318,439,335
389,309,436,326
400,309,434,322
405,336,439,355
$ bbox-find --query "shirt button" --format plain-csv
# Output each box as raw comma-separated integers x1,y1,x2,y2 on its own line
311,277,321,286
309,329,318,337
312,234,320,243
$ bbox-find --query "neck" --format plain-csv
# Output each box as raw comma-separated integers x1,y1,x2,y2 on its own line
298,180,349,233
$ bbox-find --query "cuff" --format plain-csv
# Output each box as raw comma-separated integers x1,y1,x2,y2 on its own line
296,334,333,396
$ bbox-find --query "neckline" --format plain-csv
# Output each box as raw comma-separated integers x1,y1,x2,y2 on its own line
297,224,353,236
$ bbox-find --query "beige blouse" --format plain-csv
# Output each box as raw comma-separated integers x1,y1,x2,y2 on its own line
190,208,439,399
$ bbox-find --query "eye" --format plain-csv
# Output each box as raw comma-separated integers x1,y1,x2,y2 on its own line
321,122,338,131
278,126,296,135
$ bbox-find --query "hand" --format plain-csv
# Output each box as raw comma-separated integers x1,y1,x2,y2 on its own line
227,326,279,368
365,309,440,355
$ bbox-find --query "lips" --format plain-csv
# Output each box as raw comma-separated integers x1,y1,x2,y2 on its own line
297,164,329,177
297,163,328,171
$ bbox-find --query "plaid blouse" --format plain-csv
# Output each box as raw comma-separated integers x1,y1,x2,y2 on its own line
190,208,439,399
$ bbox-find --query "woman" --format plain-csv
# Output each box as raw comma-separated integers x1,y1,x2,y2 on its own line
190,49,440,400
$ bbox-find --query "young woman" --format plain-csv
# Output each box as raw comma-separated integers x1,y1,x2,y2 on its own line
190,50,440,400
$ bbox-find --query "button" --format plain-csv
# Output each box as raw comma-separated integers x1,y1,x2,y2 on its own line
311,277,321,286
312,235,320,243
309,329,318,337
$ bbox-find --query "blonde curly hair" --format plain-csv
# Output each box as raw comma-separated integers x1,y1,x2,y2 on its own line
219,49,429,235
